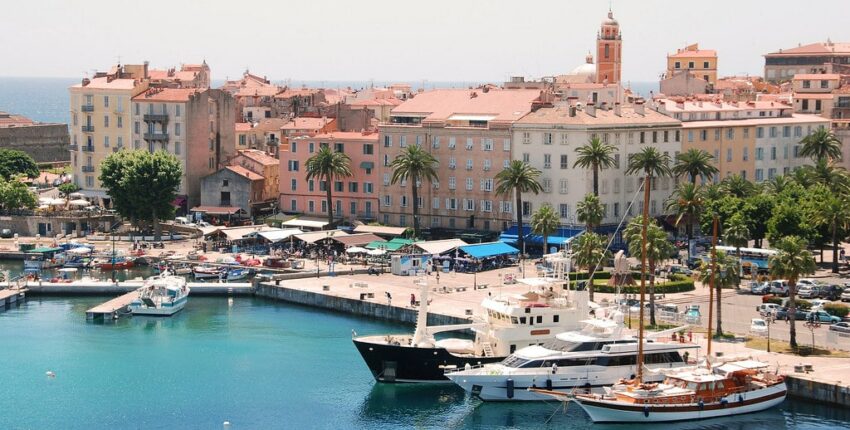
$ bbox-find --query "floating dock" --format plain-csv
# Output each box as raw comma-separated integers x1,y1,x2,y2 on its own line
0,288,27,310
85,290,140,321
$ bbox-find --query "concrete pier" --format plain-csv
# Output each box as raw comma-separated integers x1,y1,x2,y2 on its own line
86,290,140,321
0,288,27,311
20,280,253,296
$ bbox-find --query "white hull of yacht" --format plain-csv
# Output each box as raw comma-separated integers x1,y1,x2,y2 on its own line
130,296,188,316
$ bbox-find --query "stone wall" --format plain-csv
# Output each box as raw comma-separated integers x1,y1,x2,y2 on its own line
786,375,850,407
0,213,115,237
0,124,70,164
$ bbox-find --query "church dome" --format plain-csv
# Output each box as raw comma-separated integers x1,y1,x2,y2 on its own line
602,10,618,26
569,63,596,81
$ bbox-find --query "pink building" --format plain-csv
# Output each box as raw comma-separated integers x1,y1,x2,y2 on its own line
279,131,380,223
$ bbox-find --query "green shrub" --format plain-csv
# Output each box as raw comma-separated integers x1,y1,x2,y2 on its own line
568,271,612,281
765,297,783,305
578,277,695,294
794,299,812,311
825,303,849,318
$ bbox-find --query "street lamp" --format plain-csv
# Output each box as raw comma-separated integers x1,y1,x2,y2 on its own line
765,313,775,353
109,220,122,283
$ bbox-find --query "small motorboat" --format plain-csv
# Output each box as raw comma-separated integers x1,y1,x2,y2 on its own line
192,265,223,280
98,258,135,271
225,268,250,281
129,273,190,316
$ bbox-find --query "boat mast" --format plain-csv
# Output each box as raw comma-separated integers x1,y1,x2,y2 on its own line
411,278,430,347
636,174,650,383
707,215,718,358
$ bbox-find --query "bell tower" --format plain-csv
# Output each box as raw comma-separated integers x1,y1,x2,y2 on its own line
596,9,622,85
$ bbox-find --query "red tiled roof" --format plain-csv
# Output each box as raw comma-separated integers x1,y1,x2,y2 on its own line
225,165,264,181
133,88,200,102
669,50,717,58
235,123,252,132
281,117,333,130
237,149,279,166
767,42,850,56
389,89,541,123
0,112,36,127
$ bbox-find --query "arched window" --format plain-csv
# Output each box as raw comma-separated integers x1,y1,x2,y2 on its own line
604,44,610,59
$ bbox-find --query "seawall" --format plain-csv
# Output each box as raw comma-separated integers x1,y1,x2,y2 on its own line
786,374,850,407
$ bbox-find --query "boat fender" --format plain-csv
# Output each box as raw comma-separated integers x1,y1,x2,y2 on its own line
643,405,650,417
738,394,744,403
698,399,705,410
720,398,728,408
546,379,553,390
506,378,514,399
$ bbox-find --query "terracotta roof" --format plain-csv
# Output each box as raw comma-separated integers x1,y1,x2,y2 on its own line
389,89,541,123
349,98,404,107
133,88,200,102
275,88,320,99
148,70,171,80
281,117,333,130
72,77,139,90
235,123,253,132
236,149,279,166
236,85,281,98
0,112,36,128
767,42,850,56
515,105,679,127
794,93,834,100
792,74,841,80
310,131,379,141
252,118,291,132
656,99,791,113
225,165,264,181
835,86,850,94
681,114,830,128
669,49,717,58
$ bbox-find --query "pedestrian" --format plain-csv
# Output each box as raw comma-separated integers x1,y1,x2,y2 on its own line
436,271,440,284
386,291,392,306
410,293,416,307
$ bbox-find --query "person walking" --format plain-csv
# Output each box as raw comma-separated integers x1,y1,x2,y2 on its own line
410,293,416,307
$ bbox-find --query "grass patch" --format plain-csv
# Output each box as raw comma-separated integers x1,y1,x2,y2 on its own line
625,318,682,331
745,337,850,358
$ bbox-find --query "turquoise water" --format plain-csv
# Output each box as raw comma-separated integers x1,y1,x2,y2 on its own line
2,296,849,430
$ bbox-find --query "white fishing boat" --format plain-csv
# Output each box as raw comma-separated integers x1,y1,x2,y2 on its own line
129,273,190,316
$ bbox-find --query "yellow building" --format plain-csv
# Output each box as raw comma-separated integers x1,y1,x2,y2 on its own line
666,43,718,86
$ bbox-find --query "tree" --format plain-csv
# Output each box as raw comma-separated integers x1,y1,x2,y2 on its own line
573,232,611,302
495,160,543,255
698,249,739,336
742,193,774,248
58,183,80,197
306,145,353,229
769,236,816,350
0,178,37,211
763,175,795,195
802,159,850,190
625,216,674,326
531,204,559,255
800,127,842,163
0,149,39,180
576,193,604,232
721,174,756,199
99,150,182,241
665,182,703,259
723,214,749,288
767,202,816,245
389,144,438,239
814,195,850,273
672,148,718,184
573,137,616,196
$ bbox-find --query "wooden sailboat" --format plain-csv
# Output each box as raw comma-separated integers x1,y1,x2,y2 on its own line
532,181,787,423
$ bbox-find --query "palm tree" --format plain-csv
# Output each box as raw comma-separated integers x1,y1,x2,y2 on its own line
815,195,850,273
769,236,816,350
665,182,703,260
531,204,560,255
673,148,718,184
389,144,438,239
305,145,353,228
573,232,611,301
720,174,755,198
763,175,795,195
576,193,604,232
804,159,850,190
625,217,674,326
698,250,739,336
800,127,842,163
573,137,616,196
723,214,750,288
626,146,671,358
496,160,544,255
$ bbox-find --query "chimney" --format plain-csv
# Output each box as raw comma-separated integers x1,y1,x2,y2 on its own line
634,101,646,115
569,106,577,117
614,102,622,116
586,102,596,117
601,102,608,111
143,61,149,79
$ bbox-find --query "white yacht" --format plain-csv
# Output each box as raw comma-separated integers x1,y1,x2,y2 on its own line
445,314,699,401
129,273,190,316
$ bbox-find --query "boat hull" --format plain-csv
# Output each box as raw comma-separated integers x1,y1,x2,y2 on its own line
574,384,787,423
352,336,502,383
130,296,188,316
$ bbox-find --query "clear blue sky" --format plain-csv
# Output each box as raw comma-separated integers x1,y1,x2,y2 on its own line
1,0,847,83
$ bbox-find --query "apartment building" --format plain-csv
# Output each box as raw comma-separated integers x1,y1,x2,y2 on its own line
280,131,380,223
513,101,681,227
764,40,850,82
666,43,718,85
378,89,546,233
130,88,236,210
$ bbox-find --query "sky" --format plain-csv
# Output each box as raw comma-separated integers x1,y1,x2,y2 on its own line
1,0,848,84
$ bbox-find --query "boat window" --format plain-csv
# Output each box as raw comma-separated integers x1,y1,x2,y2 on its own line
553,315,559,323
502,354,529,368
511,317,518,324
509,344,516,353
687,382,699,390
519,317,526,324
519,360,544,368
536,316,543,324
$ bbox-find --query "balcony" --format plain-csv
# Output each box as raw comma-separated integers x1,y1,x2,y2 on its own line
81,145,95,152
81,125,95,133
266,138,280,146
68,144,78,151
82,165,95,173
81,105,94,112
143,113,169,122
143,133,169,141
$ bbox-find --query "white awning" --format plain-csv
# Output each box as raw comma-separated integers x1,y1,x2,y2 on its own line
448,114,497,122
257,229,302,243
294,229,347,244
353,224,408,236
282,218,329,229
414,239,468,255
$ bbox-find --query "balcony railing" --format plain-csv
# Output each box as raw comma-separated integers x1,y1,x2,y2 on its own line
81,125,95,132
143,114,169,122
143,133,169,141
82,165,95,173
266,138,280,145
81,145,95,152
68,144,78,151
81,105,94,112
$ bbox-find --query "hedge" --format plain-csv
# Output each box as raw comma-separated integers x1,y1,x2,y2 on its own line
568,271,612,281
572,276,695,294
825,303,849,318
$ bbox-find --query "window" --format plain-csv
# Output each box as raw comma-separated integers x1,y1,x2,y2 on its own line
383,154,390,167
726,148,732,162
652,131,658,143
348,182,358,193
802,80,811,89
448,157,456,169
687,130,694,142
363,144,373,155
482,138,493,151
290,199,297,212
793,145,800,158
104,136,109,147
116,116,123,129
688,61,695,68
465,138,473,150
503,159,510,169
364,182,373,194
464,199,475,211
560,154,569,169
559,179,568,194
542,178,551,193
334,142,344,153
770,147,776,160
700,130,708,141
802,99,809,111
433,198,440,209
431,135,440,149
383,195,392,207
175,105,180,117
85,176,94,187
613,178,620,194
465,159,473,170
382,173,390,186
794,126,802,138
399,136,407,148
726,128,734,140
543,154,551,169
431,217,440,228
522,153,530,163
448,177,456,190
134,103,140,115
613,153,621,169
783,145,788,160
744,128,750,138
559,204,570,218
447,198,458,211
500,201,512,213
448,137,456,149
755,169,764,182
742,147,749,161
674,61,681,69
522,201,531,216
768,168,777,180
613,202,620,218
103,115,109,128
290,179,297,191
503,138,511,151
521,132,530,144
640,131,646,144
415,135,421,146
703,61,710,69
308,180,315,192
769,127,777,138
175,123,181,136
288,160,299,171
543,133,553,145
756,127,764,138
350,201,357,215
383,135,392,147
483,159,491,171
466,178,473,191
321,201,328,213
820,80,829,89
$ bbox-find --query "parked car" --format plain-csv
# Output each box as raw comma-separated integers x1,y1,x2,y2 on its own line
828,322,850,334
840,288,850,303
668,265,693,276
750,318,768,335
174,216,196,227
808,299,829,312
756,303,781,316
797,285,818,299
776,307,808,321
818,285,844,301
798,278,818,287
748,282,769,295
769,280,789,296
684,305,701,323
807,310,842,324
686,257,702,270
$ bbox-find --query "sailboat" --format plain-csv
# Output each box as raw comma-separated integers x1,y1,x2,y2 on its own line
533,213,787,422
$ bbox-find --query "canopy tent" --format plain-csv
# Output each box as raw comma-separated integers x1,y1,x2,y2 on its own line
294,229,347,245
68,192,86,199
205,225,276,241
256,228,303,243
346,246,368,254
365,237,416,251
191,206,246,216
281,217,330,230
499,225,584,246
67,247,92,255
68,199,90,206
364,240,389,250
458,241,519,259
353,224,408,237
413,239,468,255
48,198,66,206
367,249,387,256
331,233,384,248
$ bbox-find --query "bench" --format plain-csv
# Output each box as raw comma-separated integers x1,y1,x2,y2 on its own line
454,286,467,293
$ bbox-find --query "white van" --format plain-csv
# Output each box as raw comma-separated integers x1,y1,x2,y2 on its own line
174,217,196,227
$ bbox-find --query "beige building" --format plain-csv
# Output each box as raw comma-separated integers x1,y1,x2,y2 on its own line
378,89,546,233
764,41,850,82
666,44,718,85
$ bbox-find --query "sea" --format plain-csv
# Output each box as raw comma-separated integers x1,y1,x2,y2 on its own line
2,78,848,429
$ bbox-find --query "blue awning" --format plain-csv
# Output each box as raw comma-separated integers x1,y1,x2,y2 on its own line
459,241,519,259
499,233,576,246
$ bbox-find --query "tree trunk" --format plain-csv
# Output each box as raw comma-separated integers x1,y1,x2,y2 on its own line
325,174,334,229
152,207,160,242
649,259,656,327
592,164,599,197
542,233,548,256
715,276,723,336
636,175,651,382
690,174,696,185
789,280,798,350
411,176,420,239
736,246,742,289
832,224,839,273
686,217,693,260
515,190,524,256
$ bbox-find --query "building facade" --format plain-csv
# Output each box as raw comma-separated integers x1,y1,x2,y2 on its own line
764,41,850,82
596,10,622,85
230,149,279,212
666,44,718,85
200,166,263,217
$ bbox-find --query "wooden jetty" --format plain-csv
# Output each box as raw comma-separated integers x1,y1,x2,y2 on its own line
0,287,27,309
85,290,140,321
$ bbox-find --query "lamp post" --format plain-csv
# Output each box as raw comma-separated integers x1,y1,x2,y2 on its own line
109,220,122,283
766,313,774,353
